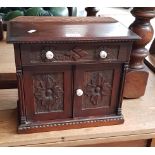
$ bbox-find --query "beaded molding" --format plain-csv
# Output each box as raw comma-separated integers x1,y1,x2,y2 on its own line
18,116,124,131
10,39,135,44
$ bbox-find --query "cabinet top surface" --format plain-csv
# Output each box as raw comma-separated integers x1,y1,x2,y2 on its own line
7,16,140,43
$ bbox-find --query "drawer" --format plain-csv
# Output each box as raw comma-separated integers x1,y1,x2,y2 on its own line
20,42,132,65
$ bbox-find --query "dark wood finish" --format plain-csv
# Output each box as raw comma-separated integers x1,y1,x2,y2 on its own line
0,73,17,89
123,69,149,98
129,7,155,69
73,63,123,117
0,17,3,41
124,7,155,98
7,16,139,43
7,16,139,133
23,65,72,122
85,7,100,16
2,21,7,31
20,43,131,66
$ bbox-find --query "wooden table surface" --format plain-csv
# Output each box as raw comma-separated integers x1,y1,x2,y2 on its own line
0,35,15,73
0,33,155,147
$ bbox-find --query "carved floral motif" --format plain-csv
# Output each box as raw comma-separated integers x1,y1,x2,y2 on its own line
84,71,112,108
33,74,64,113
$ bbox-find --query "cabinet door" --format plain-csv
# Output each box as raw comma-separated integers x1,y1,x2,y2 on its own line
23,65,72,122
73,63,123,118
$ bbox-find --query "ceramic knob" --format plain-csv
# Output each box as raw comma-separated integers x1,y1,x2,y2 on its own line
27,29,36,33
46,51,54,60
76,89,83,96
100,51,107,59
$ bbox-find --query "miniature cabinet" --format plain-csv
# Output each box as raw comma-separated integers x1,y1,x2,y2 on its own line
7,17,140,133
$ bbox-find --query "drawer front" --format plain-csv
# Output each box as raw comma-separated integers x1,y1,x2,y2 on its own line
22,65,72,122
73,63,123,117
20,42,131,65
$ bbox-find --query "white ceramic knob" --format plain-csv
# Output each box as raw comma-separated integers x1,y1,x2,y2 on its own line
27,29,37,33
100,50,107,59
76,89,83,96
46,51,54,60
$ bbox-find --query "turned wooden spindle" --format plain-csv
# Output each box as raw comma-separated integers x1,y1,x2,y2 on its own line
85,7,99,16
0,17,3,41
123,7,155,98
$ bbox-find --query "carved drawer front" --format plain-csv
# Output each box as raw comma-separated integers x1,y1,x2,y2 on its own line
22,65,72,122
20,43,131,65
73,63,123,117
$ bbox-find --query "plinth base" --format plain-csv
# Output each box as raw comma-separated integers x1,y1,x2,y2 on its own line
123,67,149,99
18,115,124,134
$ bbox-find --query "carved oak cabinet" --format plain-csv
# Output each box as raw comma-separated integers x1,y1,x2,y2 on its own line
7,17,140,133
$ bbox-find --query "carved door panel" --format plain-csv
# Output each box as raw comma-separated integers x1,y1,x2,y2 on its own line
73,63,122,118
23,65,72,122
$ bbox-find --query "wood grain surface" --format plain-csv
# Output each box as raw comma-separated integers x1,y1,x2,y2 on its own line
0,18,155,146
7,16,139,43
0,26,155,146
0,33,15,73
0,68,155,146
